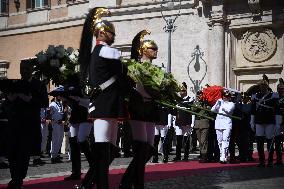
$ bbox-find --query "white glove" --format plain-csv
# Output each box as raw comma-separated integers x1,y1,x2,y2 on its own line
191,123,195,128
250,115,255,132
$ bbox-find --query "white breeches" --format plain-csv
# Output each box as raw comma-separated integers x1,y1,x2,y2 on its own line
41,122,48,152
50,123,64,158
216,128,231,162
175,125,191,136
130,120,155,146
93,119,118,146
255,124,276,139
154,125,168,137
70,122,93,142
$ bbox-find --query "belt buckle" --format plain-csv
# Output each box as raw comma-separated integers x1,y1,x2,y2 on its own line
90,86,102,100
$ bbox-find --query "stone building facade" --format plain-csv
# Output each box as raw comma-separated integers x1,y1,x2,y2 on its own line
0,0,283,94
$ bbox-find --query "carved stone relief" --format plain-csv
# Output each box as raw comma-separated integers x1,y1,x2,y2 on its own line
241,28,277,63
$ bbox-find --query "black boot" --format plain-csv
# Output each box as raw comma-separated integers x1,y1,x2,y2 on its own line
79,140,94,166
152,135,160,163
256,136,265,167
161,137,169,163
74,167,95,189
95,142,111,189
75,142,114,189
133,142,150,189
119,140,141,189
183,136,190,161
173,135,183,161
267,139,274,167
274,136,283,166
65,137,81,181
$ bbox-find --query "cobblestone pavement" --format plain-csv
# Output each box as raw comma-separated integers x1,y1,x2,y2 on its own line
1,152,284,189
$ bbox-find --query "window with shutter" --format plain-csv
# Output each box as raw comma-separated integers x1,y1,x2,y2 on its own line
26,0,50,10
0,61,9,79
0,0,8,14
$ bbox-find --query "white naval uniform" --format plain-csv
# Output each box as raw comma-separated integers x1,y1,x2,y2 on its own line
211,98,235,162
49,101,64,158
155,113,172,137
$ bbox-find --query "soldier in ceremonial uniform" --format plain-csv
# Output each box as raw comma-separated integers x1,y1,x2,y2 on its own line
152,107,170,163
211,90,235,163
119,30,159,189
5,60,48,189
250,77,280,167
75,7,127,189
192,90,212,163
63,84,93,180
273,78,284,166
173,82,195,161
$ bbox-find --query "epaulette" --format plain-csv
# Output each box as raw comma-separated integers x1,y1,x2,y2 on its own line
99,46,121,60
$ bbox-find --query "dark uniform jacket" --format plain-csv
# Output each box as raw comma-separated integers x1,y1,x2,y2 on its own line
5,78,49,156
175,96,194,126
89,44,127,119
251,92,278,124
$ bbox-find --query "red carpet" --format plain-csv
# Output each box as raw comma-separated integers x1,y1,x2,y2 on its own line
2,152,283,189
0,160,261,189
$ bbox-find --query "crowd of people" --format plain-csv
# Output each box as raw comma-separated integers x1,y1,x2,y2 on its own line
0,6,283,189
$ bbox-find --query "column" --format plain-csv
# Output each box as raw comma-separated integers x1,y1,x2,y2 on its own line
208,21,225,86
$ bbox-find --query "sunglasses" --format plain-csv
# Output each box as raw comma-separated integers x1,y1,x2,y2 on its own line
147,47,158,51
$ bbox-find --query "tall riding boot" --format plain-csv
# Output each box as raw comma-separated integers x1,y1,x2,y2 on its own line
162,136,169,163
75,142,96,189
109,143,120,164
119,140,141,189
274,136,283,165
173,135,183,161
256,136,265,167
183,136,190,161
79,140,94,167
133,142,148,189
65,137,81,181
152,135,160,163
95,142,111,189
267,139,274,167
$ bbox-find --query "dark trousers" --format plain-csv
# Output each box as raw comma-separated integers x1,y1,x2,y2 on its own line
207,121,219,161
229,124,240,160
8,139,30,182
0,122,8,157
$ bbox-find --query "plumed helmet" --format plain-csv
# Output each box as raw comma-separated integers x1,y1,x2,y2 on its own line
91,7,115,36
131,29,158,60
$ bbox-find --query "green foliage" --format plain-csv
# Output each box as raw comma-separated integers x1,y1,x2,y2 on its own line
122,58,181,104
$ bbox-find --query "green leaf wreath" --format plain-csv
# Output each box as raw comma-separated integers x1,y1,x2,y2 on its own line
33,45,80,86
122,58,181,104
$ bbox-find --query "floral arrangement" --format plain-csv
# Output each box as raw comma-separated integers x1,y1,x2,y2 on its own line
33,45,80,85
122,58,181,104
201,85,224,106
